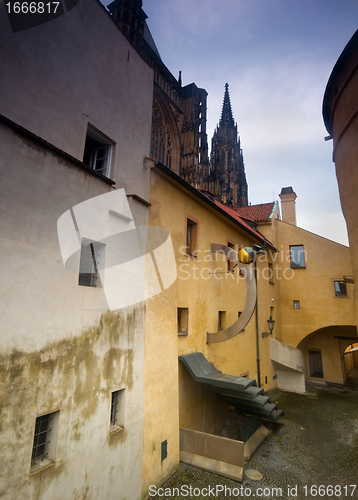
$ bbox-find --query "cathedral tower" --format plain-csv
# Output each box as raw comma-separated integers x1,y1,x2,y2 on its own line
207,84,248,207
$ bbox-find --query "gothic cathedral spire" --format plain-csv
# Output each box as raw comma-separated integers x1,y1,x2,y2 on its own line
208,83,248,207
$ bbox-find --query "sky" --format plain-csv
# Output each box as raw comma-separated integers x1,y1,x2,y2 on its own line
107,0,358,246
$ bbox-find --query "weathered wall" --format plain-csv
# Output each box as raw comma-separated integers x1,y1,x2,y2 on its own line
0,309,144,500
0,0,154,497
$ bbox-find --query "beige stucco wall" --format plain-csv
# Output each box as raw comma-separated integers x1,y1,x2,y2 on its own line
0,0,154,498
0,0,153,201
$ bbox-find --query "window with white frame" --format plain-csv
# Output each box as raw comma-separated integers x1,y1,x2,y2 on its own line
83,125,113,177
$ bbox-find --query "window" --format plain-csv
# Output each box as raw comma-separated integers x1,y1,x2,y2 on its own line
83,125,113,177
218,311,226,330
161,440,168,461
227,241,235,271
308,349,323,378
334,280,348,297
78,240,104,288
268,262,274,283
293,300,300,309
31,411,60,472
110,389,125,434
290,245,305,268
186,218,197,257
178,308,188,335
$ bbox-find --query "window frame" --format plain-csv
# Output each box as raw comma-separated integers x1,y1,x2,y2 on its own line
333,279,348,298
289,244,306,269
30,411,60,474
186,217,198,258
78,239,105,288
83,124,114,178
177,307,189,336
110,389,125,435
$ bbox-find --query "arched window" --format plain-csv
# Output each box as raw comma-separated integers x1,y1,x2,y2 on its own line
151,98,172,169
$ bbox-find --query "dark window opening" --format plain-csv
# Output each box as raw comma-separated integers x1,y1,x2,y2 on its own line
32,414,53,465
334,280,347,297
186,218,197,257
308,349,323,378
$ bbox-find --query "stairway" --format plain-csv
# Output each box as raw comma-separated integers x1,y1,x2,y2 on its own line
179,352,283,422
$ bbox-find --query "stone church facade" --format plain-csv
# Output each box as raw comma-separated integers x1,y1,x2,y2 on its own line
108,0,248,207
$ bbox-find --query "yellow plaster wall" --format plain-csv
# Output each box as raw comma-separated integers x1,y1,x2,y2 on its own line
274,219,356,348
142,168,283,495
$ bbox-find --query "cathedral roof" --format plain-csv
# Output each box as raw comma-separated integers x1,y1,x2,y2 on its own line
234,202,277,223
219,83,235,128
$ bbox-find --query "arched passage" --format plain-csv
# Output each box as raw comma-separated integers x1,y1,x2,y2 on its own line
297,325,357,386
343,343,358,387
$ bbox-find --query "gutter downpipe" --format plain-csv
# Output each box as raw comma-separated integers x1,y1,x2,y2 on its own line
255,256,261,388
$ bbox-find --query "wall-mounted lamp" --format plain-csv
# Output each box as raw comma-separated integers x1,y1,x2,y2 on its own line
262,315,275,338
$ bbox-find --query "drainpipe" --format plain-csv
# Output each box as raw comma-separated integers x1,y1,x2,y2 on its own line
254,258,261,388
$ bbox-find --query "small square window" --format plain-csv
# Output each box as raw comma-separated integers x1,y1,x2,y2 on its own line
110,389,125,434
186,218,197,257
31,411,60,473
78,240,104,288
293,300,300,309
83,125,113,177
218,311,226,330
334,280,348,297
178,308,188,335
290,245,305,268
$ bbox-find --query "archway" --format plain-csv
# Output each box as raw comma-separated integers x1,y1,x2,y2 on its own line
343,343,358,387
296,325,357,386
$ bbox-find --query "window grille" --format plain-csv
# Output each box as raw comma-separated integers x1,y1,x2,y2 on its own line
293,300,300,309
31,414,52,465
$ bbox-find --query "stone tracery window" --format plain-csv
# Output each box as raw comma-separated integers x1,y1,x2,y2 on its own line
151,98,172,169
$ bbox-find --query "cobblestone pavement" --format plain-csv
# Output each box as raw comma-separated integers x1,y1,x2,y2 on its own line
150,384,358,500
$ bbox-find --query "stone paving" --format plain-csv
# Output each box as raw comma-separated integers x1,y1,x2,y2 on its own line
150,384,358,500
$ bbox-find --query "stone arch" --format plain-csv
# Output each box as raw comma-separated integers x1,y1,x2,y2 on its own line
150,87,181,174
296,325,357,386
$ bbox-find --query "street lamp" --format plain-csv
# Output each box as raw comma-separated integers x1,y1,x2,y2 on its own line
262,315,275,338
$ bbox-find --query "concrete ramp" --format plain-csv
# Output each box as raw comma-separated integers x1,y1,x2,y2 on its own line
271,338,305,393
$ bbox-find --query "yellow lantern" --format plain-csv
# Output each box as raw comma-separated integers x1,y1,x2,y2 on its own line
238,246,255,264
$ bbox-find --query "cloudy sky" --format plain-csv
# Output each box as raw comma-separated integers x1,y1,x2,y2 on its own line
130,0,358,246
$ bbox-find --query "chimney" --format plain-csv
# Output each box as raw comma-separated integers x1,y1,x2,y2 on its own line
279,187,297,225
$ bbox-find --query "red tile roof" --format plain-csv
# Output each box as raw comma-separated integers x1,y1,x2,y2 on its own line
234,202,276,222
214,201,274,247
